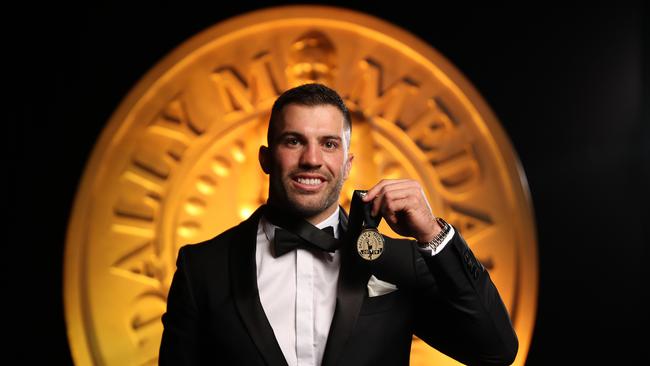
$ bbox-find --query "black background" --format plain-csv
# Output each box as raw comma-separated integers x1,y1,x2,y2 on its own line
8,2,648,364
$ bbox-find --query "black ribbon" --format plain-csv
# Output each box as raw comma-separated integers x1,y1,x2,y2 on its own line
351,190,382,230
262,204,341,257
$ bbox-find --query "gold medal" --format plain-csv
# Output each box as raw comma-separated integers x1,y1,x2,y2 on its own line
356,227,384,261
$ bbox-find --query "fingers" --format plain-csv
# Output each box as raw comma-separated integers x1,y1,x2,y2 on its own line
369,186,413,217
362,179,436,239
363,179,418,203
377,193,416,226
362,179,421,215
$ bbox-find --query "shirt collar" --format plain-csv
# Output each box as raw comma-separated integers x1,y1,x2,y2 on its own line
262,206,340,243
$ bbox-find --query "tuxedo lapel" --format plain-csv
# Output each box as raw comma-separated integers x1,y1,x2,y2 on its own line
321,206,370,366
230,206,288,366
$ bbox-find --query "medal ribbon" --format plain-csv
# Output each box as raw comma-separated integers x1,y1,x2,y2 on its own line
350,190,382,230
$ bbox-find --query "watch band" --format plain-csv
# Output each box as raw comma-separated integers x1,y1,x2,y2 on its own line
417,217,451,253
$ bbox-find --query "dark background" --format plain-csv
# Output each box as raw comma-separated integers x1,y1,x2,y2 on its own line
8,2,648,364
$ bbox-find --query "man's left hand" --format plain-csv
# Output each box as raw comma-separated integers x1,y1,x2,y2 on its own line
362,179,442,243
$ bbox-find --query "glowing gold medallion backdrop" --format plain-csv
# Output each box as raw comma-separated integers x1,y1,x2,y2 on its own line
65,6,538,365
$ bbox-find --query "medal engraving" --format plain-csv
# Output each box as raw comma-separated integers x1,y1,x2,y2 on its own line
356,228,385,260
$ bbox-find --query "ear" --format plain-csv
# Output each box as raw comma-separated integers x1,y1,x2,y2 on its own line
343,152,354,180
259,145,271,174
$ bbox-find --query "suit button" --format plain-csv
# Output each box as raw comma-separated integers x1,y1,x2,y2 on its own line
463,249,471,263
473,267,480,279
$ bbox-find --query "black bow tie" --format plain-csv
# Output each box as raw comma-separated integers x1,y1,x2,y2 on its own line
273,226,337,257
262,204,341,257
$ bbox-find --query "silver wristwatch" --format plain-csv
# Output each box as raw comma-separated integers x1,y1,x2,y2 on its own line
417,217,451,253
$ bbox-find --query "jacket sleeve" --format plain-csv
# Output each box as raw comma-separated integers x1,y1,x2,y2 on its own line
413,228,519,366
159,246,200,365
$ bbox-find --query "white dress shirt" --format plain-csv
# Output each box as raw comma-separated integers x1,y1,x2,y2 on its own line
255,207,454,366
256,207,341,366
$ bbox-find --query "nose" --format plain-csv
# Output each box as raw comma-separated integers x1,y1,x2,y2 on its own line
299,141,322,168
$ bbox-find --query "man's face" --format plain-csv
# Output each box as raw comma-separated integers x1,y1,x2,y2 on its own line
260,103,353,220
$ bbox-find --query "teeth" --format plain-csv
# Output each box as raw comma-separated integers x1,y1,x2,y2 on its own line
296,177,322,185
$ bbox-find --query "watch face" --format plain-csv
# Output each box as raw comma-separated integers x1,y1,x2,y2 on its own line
356,228,385,261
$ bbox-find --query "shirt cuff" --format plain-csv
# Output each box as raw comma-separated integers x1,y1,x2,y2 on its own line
416,226,455,257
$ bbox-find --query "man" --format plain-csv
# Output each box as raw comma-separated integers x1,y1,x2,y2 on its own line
159,83,518,365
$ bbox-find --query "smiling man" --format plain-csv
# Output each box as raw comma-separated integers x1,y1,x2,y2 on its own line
260,91,353,225
160,83,518,366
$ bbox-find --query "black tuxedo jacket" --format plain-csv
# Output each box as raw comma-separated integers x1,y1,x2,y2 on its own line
159,205,518,365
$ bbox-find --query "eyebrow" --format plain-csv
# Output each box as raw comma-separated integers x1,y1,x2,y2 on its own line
276,131,342,142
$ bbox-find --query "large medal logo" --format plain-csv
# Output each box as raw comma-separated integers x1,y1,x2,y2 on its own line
65,6,538,365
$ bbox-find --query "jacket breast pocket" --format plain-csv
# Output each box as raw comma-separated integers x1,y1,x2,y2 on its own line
359,290,400,315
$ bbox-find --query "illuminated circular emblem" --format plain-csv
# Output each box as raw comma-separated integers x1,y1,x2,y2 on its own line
64,5,538,366
356,228,385,261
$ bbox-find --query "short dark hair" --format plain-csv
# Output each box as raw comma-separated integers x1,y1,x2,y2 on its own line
267,83,351,148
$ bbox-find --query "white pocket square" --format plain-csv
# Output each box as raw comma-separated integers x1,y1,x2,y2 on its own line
367,275,398,297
